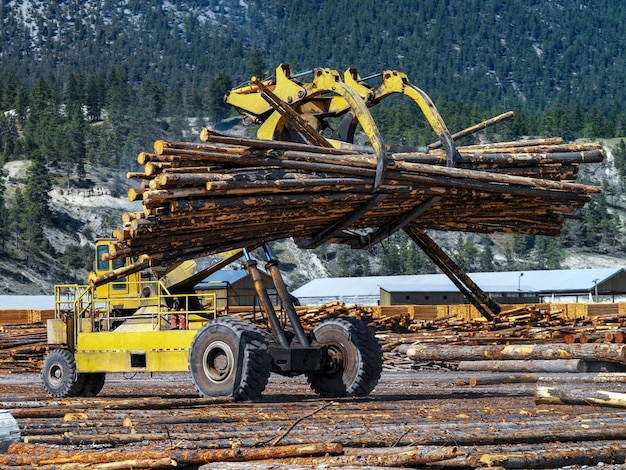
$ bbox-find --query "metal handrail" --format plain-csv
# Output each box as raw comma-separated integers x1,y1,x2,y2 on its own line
54,280,217,332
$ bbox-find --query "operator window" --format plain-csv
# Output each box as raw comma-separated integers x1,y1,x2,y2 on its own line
112,257,127,290
97,245,110,271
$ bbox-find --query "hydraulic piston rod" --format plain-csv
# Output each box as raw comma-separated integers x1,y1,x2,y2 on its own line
243,248,290,348
263,245,310,347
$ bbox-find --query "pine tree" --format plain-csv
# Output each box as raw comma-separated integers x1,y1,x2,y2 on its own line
246,49,267,80
479,242,495,272
23,153,52,258
454,235,479,272
206,71,233,123
85,75,105,122
533,236,562,270
9,187,25,251
0,168,7,253
105,67,131,122
65,73,85,117
614,139,626,182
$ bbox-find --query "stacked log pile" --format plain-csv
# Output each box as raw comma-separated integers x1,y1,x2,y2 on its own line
0,323,47,373
402,306,626,371
0,309,54,325
95,129,603,285
6,304,626,373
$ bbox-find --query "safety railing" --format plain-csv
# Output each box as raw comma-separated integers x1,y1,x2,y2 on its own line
53,281,217,335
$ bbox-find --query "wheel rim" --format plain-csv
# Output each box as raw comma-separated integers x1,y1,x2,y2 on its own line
48,361,64,388
326,342,346,375
203,340,234,383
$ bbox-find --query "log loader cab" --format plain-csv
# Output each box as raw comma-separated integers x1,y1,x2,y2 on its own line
90,239,149,313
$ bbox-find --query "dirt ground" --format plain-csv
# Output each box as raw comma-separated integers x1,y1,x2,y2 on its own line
2,369,626,468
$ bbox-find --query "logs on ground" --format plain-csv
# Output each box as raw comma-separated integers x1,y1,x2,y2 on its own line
402,305,626,371
6,372,626,469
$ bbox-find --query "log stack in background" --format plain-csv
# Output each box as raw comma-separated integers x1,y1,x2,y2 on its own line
99,129,603,282
0,323,48,373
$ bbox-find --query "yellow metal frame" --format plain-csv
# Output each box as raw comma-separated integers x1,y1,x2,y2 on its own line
226,64,460,168
52,281,217,373
75,330,198,372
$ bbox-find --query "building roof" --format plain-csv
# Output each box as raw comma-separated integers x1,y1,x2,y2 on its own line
292,267,626,299
196,268,272,289
293,276,383,298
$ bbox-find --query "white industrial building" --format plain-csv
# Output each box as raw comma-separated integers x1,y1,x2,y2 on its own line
291,268,626,306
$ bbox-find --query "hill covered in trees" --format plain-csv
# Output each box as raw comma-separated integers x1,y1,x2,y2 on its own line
0,0,626,293
3,1,625,114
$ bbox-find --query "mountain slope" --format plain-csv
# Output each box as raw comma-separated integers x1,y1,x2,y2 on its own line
1,1,625,113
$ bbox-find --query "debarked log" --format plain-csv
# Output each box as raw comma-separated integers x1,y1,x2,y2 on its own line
537,372,626,384
406,343,626,364
478,442,626,469
462,374,539,386
535,385,626,409
48,457,178,469
457,359,587,373
1,442,343,467
239,445,461,468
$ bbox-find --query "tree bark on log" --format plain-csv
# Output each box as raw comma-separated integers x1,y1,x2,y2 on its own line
2,442,343,467
246,445,460,468
535,385,626,409
479,442,626,469
537,372,626,384
406,343,626,364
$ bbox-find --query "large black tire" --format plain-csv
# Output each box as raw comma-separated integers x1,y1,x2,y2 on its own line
189,317,271,400
41,349,85,398
78,373,106,397
307,317,382,398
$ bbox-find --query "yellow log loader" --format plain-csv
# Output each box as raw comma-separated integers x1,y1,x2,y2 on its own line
43,240,382,400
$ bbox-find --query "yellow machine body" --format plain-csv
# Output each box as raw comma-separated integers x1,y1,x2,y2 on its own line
91,239,148,312
75,330,198,372
50,240,217,374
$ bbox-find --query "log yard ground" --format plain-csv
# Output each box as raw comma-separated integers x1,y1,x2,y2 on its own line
3,369,626,469
5,304,626,468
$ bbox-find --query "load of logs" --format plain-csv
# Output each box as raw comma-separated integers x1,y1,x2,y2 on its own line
94,125,604,285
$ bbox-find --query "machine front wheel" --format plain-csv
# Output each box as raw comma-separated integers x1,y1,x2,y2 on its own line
41,349,85,398
306,317,383,398
189,317,271,400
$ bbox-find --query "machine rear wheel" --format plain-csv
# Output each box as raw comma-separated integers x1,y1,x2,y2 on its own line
189,317,271,400
41,349,85,398
307,317,382,398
